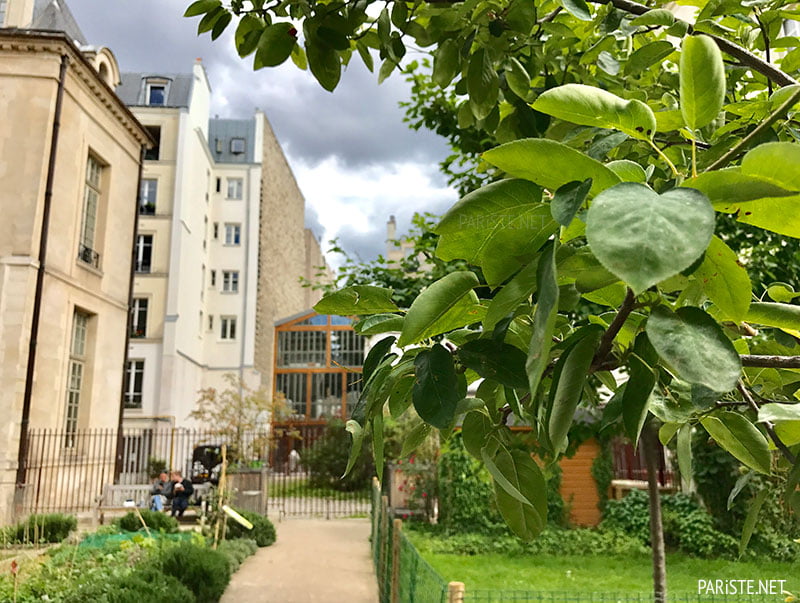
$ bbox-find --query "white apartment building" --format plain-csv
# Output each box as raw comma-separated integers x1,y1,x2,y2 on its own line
116,62,323,431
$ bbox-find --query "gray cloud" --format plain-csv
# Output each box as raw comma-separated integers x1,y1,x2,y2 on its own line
68,0,449,169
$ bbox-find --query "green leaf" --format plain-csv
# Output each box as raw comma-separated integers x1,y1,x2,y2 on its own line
626,41,675,75
254,23,297,68
527,245,559,397
505,58,531,100
363,335,396,383
354,313,404,335
399,271,480,346
314,285,398,315
586,183,715,294
659,422,680,445
210,11,232,41
700,413,772,474
400,422,432,458
646,306,742,392
550,179,592,226
342,420,364,477
694,236,752,321
654,109,686,132
758,402,800,423
184,0,221,18
372,413,384,480
683,169,796,207
484,259,538,331
483,445,547,540
680,34,725,130
548,327,602,453
630,9,675,26
306,42,341,91
468,48,499,120
727,472,752,510
412,344,462,429
606,160,646,183
355,40,373,72
197,5,225,34
458,340,528,389
677,424,693,491
462,410,494,459
740,489,769,556
532,84,656,141
483,139,621,195
746,302,800,330
433,39,460,88
435,179,557,285
560,0,592,21
622,354,657,446
740,142,800,192
235,15,264,58
388,371,416,418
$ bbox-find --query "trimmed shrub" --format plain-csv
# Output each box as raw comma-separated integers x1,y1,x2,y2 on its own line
63,567,192,603
218,538,258,572
117,509,179,533
159,543,232,603
226,510,276,547
3,513,77,544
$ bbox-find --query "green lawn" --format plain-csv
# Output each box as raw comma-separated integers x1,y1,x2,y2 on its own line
408,532,799,596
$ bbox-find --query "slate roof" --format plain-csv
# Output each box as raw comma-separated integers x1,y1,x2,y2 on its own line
30,0,87,45
208,118,256,164
116,72,195,108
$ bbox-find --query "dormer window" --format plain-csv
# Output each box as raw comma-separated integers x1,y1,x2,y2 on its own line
145,78,169,106
230,138,246,154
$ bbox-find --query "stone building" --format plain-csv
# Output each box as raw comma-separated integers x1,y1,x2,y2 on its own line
0,0,150,519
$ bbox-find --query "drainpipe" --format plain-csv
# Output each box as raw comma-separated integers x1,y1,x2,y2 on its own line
113,145,146,483
15,54,70,488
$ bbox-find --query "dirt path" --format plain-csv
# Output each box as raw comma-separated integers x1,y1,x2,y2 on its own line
220,518,378,602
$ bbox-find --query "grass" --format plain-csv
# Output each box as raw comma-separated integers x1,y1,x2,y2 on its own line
407,531,800,596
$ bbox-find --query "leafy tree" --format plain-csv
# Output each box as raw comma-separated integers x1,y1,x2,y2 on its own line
184,1,800,600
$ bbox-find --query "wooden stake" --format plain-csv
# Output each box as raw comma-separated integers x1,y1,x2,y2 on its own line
447,582,465,603
391,518,402,603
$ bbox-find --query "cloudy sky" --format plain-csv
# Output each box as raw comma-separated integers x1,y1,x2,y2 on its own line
67,0,457,265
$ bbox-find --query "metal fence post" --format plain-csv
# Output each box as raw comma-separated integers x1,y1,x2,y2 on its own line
447,582,465,603
380,495,389,601
391,518,402,603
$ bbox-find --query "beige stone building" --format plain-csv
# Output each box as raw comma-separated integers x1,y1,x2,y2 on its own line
115,65,326,441
0,0,150,519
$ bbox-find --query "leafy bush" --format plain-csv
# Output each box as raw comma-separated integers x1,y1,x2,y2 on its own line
117,509,179,533
3,513,77,544
301,418,373,491
63,566,193,603
218,538,258,572
226,510,276,547
159,543,231,603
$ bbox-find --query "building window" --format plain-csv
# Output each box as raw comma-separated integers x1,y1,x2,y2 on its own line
210,269,216,287
135,234,153,273
222,270,239,293
208,314,214,331
78,155,102,269
224,223,241,245
213,223,219,240
230,138,246,154
216,178,221,193
220,316,237,340
144,126,161,160
140,179,157,214
131,298,148,338
227,178,243,200
123,360,144,409
0,0,7,26
64,311,89,447
146,82,166,106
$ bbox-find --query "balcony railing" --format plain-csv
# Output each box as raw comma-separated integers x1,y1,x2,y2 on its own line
138,202,156,215
77,244,100,269
134,261,151,273
130,328,146,339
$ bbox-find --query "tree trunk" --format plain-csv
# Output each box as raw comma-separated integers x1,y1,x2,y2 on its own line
642,424,667,603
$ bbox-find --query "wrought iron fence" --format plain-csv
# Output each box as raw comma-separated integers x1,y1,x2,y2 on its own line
16,425,371,519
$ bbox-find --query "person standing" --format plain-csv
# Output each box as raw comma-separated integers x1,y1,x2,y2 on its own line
170,470,194,518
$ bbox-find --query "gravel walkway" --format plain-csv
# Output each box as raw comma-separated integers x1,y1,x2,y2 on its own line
220,518,378,602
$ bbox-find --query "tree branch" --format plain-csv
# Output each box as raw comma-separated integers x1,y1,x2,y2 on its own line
741,355,800,369
590,0,799,87
738,382,797,465
707,86,800,170
591,288,636,371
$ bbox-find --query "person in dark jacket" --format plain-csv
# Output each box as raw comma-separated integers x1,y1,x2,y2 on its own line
169,470,194,518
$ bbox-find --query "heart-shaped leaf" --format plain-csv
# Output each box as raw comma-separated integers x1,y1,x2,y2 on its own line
532,84,656,140
586,183,714,294
646,306,742,392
